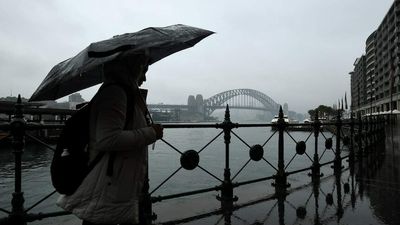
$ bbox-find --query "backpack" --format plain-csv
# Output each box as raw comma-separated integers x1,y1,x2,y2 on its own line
51,84,133,195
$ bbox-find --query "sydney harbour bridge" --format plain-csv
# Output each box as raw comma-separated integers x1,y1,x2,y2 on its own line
148,88,281,121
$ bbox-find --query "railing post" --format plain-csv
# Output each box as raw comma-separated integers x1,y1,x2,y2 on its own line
380,115,386,140
313,175,321,225
217,105,237,221
142,174,155,224
376,116,379,141
350,160,356,209
9,95,27,225
333,109,342,175
372,116,375,143
357,114,363,159
370,116,375,147
276,106,288,225
377,116,381,141
375,116,379,143
366,116,371,150
366,116,371,148
277,193,285,225
349,112,355,165
371,116,374,149
335,171,344,220
273,106,289,195
310,110,322,181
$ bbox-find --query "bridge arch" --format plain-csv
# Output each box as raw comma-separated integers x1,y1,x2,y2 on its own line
203,89,280,116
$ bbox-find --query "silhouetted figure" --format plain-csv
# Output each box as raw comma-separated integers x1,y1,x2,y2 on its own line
57,54,163,225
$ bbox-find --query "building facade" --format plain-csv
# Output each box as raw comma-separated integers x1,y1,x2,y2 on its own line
350,1,400,115
350,56,366,111
68,93,85,109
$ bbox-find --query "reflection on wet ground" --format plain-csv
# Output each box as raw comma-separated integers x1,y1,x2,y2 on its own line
159,123,400,225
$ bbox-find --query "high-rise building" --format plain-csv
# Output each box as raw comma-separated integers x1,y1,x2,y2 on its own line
350,56,366,110
350,1,400,115
366,31,377,109
187,95,196,112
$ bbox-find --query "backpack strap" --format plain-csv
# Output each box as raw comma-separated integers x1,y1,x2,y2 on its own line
105,83,135,177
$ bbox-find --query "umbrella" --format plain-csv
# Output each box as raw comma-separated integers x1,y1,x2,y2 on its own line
29,24,214,101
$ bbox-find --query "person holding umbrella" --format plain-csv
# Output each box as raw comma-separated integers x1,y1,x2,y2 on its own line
57,53,163,225
29,24,214,224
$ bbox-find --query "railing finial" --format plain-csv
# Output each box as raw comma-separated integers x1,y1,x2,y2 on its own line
279,105,283,119
14,94,23,119
224,104,231,123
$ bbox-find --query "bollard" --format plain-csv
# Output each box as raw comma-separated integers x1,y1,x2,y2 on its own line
9,95,27,225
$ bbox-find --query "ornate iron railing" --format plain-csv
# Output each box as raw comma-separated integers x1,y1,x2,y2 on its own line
0,95,388,225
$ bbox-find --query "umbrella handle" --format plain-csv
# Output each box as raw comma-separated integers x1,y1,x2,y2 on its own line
135,84,155,125
134,84,158,151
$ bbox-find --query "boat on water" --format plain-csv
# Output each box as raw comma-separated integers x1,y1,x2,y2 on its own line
270,115,289,124
270,115,289,131
271,115,316,131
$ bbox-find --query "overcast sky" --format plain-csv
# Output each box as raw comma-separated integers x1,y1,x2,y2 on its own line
0,0,394,113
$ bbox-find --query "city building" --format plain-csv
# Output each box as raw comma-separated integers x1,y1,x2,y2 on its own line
350,56,366,110
350,1,400,115
68,93,85,109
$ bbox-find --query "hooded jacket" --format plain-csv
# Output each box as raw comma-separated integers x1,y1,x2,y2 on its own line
57,83,156,224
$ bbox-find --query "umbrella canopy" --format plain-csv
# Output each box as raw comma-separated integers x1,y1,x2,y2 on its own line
29,24,214,101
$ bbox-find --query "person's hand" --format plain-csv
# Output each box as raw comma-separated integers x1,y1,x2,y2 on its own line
151,124,163,140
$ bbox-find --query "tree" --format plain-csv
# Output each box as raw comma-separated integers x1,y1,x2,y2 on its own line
308,105,336,119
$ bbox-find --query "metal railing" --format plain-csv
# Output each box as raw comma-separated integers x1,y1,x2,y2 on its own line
0,95,388,225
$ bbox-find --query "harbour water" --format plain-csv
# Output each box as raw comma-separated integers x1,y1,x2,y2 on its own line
0,123,399,224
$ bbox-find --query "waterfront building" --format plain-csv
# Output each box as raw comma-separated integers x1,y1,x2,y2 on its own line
187,95,196,112
195,94,204,113
350,1,400,115
187,94,205,114
350,56,366,110
68,93,85,109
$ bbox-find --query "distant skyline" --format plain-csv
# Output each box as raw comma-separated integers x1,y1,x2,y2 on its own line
0,0,394,113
